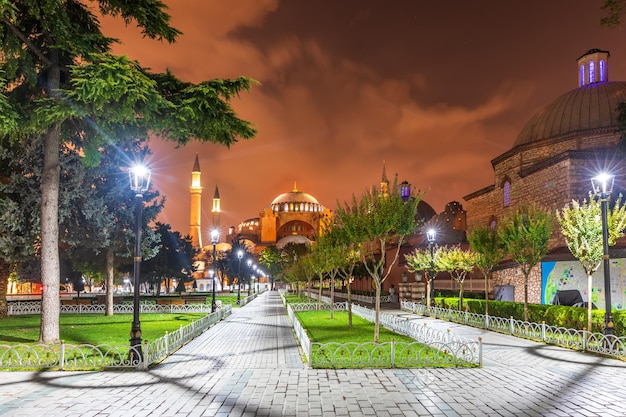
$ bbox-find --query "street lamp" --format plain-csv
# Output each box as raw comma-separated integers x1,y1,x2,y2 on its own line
210,228,219,312
247,259,253,293
128,163,151,363
237,249,243,305
427,228,436,304
592,172,615,336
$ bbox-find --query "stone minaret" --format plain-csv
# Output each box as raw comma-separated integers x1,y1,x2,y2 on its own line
189,154,203,249
380,160,389,196
212,184,221,234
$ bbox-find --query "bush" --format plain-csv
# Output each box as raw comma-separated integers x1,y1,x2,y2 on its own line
431,296,623,336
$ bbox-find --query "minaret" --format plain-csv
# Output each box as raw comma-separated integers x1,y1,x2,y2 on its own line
212,184,221,234
380,160,389,196
189,154,203,249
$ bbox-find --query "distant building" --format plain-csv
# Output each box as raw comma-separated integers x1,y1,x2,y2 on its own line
464,49,626,309
230,182,332,253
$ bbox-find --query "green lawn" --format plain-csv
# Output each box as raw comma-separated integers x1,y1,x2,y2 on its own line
295,310,475,368
0,313,207,346
295,310,416,344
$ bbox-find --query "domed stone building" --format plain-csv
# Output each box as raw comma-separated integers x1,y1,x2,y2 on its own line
231,183,332,252
464,49,626,310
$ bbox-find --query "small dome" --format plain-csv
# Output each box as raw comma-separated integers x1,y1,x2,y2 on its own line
514,81,626,147
270,182,325,213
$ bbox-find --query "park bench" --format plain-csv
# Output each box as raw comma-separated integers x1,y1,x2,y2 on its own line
61,298,94,305
156,298,185,306
182,296,207,305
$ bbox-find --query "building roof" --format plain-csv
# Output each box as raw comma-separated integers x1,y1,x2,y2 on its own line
514,81,626,147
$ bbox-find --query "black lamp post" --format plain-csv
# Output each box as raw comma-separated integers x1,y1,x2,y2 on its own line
592,173,615,336
210,228,219,312
236,249,243,305
246,259,252,295
427,228,436,303
128,164,151,363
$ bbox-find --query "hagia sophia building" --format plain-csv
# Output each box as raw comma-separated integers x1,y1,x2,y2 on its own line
187,48,626,312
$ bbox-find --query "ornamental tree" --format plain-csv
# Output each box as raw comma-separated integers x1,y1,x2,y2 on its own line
499,206,553,322
335,179,422,342
437,245,477,310
467,225,505,316
556,196,626,331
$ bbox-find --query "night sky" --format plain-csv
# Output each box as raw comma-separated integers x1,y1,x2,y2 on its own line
100,0,626,240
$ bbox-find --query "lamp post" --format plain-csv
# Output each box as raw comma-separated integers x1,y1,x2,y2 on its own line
128,164,151,363
427,228,436,303
246,259,252,295
210,228,220,312
592,173,615,336
236,249,243,305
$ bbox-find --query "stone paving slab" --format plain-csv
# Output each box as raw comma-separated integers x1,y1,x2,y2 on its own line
1,292,626,416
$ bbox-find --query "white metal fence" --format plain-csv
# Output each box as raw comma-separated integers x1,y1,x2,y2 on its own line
0,305,231,371
281,292,481,367
401,300,626,359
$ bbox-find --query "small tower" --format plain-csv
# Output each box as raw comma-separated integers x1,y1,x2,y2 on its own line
189,154,203,249
380,160,389,196
577,48,609,87
212,184,221,234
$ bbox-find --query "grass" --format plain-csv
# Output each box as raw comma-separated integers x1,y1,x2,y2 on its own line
0,313,207,346
283,294,316,304
295,310,416,344
294,310,475,369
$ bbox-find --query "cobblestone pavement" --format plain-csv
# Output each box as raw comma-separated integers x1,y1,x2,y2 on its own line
1,292,626,416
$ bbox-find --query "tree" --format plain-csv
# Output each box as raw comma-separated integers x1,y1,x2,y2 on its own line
0,2,255,343
467,225,505,316
600,0,626,28
405,246,440,308
437,245,477,310
335,180,422,342
68,137,163,315
258,245,284,290
499,206,553,322
143,223,198,297
556,197,626,331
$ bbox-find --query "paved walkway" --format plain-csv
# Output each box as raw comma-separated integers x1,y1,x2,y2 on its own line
1,292,626,416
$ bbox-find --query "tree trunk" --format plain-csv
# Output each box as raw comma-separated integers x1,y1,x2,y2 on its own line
523,272,529,322
374,278,381,343
39,51,62,344
330,277,335,319
347,277,352,329
587,273,593,332
485,271,490,316
458,280,464,310
0,259,9,318
317,277,322,310
105,248,114,316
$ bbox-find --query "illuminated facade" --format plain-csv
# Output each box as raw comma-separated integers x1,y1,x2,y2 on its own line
232,182,332,252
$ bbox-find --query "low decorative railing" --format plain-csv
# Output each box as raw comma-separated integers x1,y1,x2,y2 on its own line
8,300,221,315
304,290,392,305
0,305,232,371
401,300,626,360
280,291,481,368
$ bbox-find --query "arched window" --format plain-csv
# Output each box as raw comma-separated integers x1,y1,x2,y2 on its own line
600,60,606,81
580,64,585,87
489,217,497,230
503,180,511,207
589,61,595,83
